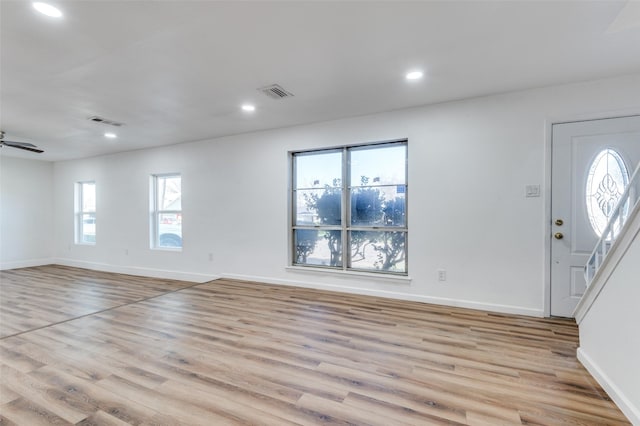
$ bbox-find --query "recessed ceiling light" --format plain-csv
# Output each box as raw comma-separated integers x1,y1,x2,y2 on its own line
33,2,63,18
241,104,256,112
405,70,424,81
104,132,117,139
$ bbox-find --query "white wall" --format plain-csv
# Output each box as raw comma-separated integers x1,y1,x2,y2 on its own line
576,208,640,424
52,73,640,315
0,156,54,269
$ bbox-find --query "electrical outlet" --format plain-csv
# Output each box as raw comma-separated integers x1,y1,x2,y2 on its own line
438,269,447,282
208,253,214,262
124,249,129,255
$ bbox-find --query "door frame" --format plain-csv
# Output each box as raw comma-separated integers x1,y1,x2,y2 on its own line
543,110,640,317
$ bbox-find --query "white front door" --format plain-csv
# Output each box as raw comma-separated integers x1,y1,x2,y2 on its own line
550,116,640,317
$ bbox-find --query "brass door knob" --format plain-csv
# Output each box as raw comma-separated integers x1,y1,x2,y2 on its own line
554,232,564,240
555,219,564,226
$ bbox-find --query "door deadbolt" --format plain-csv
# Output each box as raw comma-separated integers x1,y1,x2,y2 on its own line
555,219,564,226
554,232,564,240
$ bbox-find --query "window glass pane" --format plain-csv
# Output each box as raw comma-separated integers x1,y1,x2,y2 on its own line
295,151,342,189
157,176,182,210
382,189,406,227
349,231,406,273
585,149,630,237
295,188,342,225
158,213,182,248
351,187,384,226
294,229,342,267
82,182,96,212
81,213,96,244
350,144,406,187
351,187,406,227
295,189,321,225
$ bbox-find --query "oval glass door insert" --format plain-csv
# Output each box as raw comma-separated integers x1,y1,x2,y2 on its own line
585,148,630,237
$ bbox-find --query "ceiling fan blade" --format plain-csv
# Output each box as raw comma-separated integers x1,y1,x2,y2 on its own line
2,140,38,148
2,141,44,153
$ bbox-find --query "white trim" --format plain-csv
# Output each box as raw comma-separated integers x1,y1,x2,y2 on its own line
577,347,639,425
75,242,96,247
150,247,183,253
0,258,55,270
54,258,217,283
545,110,640,128
543,117,554,317
285,265,412,283
573,202,640,323
222,272,544,317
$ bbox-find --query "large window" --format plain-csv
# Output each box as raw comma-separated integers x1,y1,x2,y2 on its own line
292,141,407,274
75,181,96,244
151,174,182,249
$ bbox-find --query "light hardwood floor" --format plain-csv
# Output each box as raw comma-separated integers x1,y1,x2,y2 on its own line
0,265,630,425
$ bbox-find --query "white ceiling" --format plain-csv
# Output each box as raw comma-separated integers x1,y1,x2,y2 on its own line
1,0,640,161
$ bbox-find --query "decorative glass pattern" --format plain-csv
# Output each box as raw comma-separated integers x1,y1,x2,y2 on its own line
585,149,630,237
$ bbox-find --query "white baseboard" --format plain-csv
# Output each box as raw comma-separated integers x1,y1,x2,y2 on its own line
577,347,639,425
54,258,218,283
0,258,55,270
2,259,542,317
221,272,544,317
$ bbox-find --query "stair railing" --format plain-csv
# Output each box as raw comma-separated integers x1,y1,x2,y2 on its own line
585,162,640,285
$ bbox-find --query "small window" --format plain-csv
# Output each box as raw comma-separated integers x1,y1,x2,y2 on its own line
585,148,630,237
292,141,407,274
75,181,96,244
151,174,182,249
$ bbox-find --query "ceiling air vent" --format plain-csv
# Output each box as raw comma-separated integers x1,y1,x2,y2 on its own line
88,116,124,127
258,84,294,100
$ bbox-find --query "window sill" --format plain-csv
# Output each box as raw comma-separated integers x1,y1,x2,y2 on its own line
285,266,411,283
151,247,183,252
75,242,95,246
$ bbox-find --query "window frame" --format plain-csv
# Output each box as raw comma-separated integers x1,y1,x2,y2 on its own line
290,140,408,275
150,173,182,251
75,181,96,245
